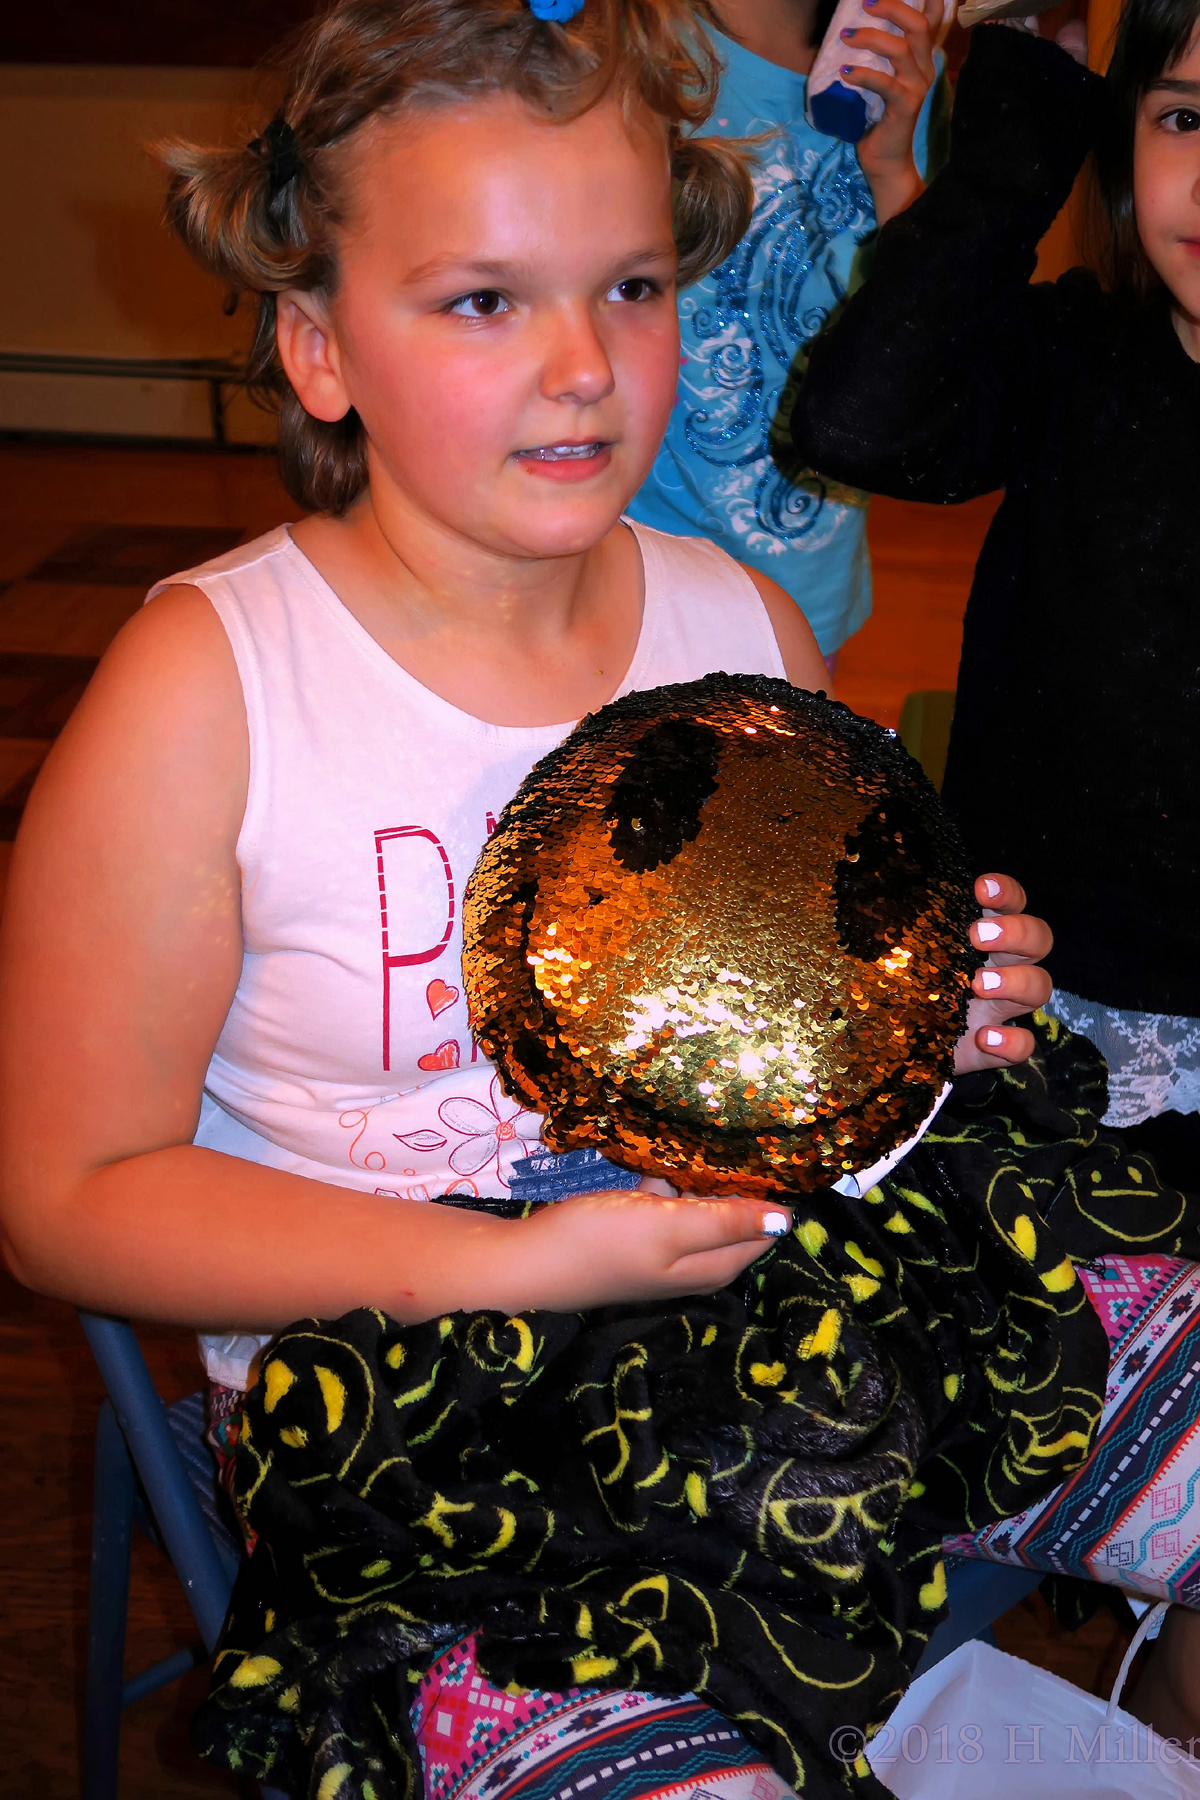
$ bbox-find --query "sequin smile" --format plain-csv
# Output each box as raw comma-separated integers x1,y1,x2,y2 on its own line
463,673,979,1197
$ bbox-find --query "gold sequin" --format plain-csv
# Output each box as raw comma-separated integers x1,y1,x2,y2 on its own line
463,675,977,1195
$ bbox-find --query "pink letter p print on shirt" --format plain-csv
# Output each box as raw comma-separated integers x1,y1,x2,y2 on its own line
376,825,455,1073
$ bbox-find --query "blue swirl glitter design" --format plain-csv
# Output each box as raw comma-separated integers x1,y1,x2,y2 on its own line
680,136,873,545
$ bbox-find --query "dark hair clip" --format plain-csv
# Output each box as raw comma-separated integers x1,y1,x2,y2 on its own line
250,113,304,195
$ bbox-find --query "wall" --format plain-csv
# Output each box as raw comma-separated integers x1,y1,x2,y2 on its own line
0,63,277,442
0,0,1122,441
1,0,316,68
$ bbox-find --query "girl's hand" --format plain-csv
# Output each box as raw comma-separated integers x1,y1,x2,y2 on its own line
840,0,947,225
953,872,1053,1073
505,1187,791,1314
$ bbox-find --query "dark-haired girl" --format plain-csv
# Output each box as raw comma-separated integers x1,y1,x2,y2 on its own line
794,0,1200,1741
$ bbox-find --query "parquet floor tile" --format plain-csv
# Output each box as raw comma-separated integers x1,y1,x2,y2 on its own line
29,525,244,589
0,739,51,840
0,524,78,587
0,653,99,739
0,582,148,658
992,1588,1138,1703
0,737,50,792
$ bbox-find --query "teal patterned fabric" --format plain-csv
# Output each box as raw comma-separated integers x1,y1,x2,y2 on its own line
628,31,944,655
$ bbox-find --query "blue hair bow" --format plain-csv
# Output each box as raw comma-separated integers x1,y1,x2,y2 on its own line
527,0,585,19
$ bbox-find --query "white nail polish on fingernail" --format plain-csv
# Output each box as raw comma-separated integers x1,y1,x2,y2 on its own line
985,1029,1004,1047
977,920,1002,942
980,970,1002,990
762,1211,790,1236
983,878,1001,897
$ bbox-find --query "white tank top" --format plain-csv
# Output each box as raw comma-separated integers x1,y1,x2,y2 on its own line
155,520,784,1383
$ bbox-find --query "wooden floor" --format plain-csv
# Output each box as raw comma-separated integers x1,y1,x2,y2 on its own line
0,441,1133,1797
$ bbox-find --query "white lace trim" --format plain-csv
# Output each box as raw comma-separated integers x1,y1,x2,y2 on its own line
1046,989,1200,1127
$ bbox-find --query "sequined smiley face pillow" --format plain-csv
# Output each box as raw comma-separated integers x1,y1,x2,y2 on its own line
462,673,980,1197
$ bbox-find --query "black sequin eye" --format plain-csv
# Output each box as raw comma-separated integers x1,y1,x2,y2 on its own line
835,791,935,961
604,719,721,873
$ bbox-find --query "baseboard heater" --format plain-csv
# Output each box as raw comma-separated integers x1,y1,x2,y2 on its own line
0,350,258,446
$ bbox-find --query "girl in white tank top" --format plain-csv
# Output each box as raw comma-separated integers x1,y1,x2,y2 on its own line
0,7,1055,1796
162,520,783,1200
156,521,790,1380
0,0,1043,1458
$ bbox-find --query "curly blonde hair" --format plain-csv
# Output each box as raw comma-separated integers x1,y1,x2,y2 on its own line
162,0,752,515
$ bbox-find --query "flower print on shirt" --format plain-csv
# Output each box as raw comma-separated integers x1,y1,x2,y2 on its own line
438,1076,540,1187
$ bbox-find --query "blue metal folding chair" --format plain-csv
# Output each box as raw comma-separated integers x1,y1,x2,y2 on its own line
918,1557,1043,1675
79,1310,289,1800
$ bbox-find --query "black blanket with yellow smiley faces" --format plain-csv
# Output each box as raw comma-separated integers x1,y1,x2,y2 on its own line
194,680,1200,1800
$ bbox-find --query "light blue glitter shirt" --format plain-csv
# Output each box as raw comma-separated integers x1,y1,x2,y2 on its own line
628,30,943,656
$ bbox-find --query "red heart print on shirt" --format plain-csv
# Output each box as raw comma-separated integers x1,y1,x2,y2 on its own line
418,1040,461,1072
426,978,460,1020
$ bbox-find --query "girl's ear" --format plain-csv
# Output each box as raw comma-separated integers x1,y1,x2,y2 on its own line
276,290,352,422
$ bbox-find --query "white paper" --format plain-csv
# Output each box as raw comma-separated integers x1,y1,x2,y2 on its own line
858,1639,1200,1797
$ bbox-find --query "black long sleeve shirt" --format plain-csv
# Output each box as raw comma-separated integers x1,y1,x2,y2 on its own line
793,26,1200,1015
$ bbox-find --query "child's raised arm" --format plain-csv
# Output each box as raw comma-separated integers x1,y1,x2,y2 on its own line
793,25,1103,501
0,595,784,1330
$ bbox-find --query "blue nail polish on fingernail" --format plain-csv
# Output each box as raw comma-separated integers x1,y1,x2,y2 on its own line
841,25,855,35
762,1211,791,1237
840,64,855,74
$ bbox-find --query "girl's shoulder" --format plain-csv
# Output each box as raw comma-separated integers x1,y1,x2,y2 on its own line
626,516,763,612
145,523,298,605
624,520,824,692
1042,269,1190,386
143,523,346,694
